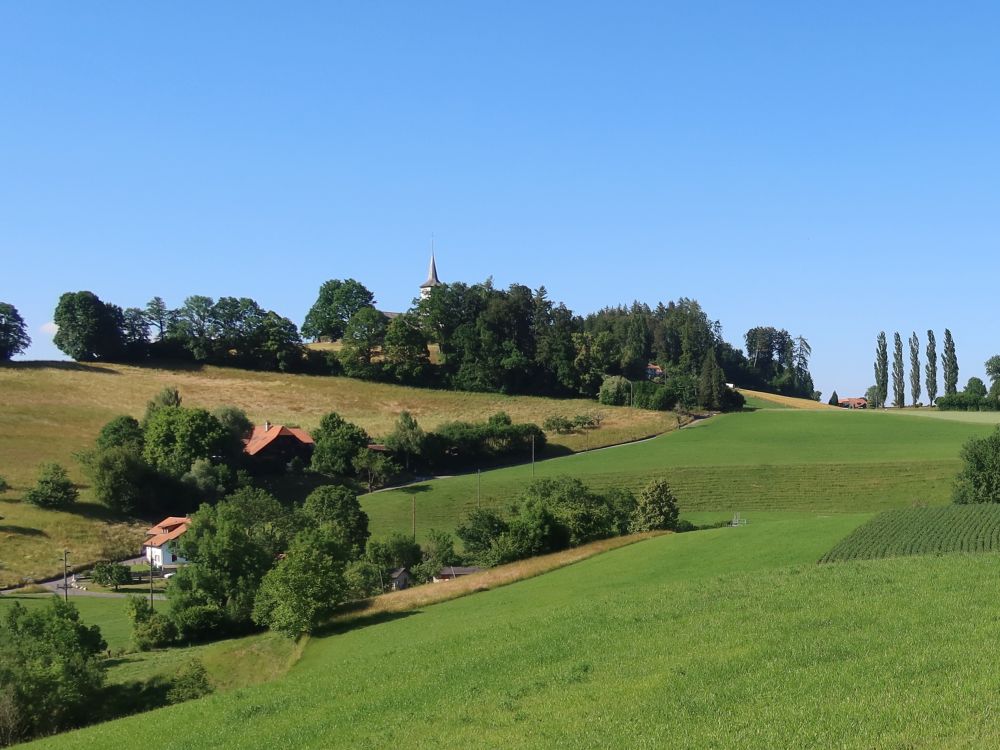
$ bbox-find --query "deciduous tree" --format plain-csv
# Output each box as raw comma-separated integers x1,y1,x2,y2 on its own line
943,329,959,395
0,302,31,361
23,463,78,509
892,332,905,408
52,291,124,361
925,330,938,406
874,332,888,409
954,427,1000,504
909,331,921,406
628,478,680,532
301,279,375,341
310,412,369,476
301,485,370,555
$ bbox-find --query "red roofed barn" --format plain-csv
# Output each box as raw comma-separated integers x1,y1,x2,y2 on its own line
143,516,191,568
243,421,314,470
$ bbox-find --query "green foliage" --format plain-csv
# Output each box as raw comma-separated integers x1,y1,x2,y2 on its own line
310,412,370,476
0,475,7,493
543,415,575,434
925,330,938,406
598,375,630,406
455,508,510,564
908,331,921,406
338,306,388,374
828,390,839,406
411,529,460,583
181,459,236,504
427,415,545,472
53,290,125,361
0,598,106,744
698,349,726,410
167,659,213,704
892,332,905,408
943,328,959,396
96,415,144,451
24,462,78,509
302,485,371,555
965,377,988,400
365,533,423,574
381,314,431,382
253,528,349,637
301,278,375,342
384,411,426,469
211,406,253,442
353,450,399,493
874,331,888,408
0,302,31,361
91,562,132,591
628,478,679,532
954,427,1000,504
143,406,232,477
83,445,151,514
821,505,1000,561
344,559,384,599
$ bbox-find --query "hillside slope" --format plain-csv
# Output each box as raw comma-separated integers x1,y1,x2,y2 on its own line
32,512,1000,749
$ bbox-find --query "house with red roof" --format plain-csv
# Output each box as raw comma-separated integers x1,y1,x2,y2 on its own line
243,421,315,470
143,516,191,568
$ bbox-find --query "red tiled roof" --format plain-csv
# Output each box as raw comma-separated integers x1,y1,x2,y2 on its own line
243,424,315,456
143,516,191,548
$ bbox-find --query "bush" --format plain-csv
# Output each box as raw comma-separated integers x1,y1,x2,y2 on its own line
598,375,630,406
83,445,151,514
23,463,78,509
632,381,677,411
167,659,212,703
954,427,1000,504
96,415,144,451
426,416,545,472
543,415,575,434
0,475,8,493
91,562,132,591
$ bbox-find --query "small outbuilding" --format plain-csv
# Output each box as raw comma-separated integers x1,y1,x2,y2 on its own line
432,566,485,583
143,516,191,568
389,567,414,591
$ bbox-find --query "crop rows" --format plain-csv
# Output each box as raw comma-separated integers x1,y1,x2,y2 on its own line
820,505,1000,563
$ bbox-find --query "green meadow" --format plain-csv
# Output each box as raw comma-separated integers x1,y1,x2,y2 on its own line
364,409,997,541
30,510,1000,749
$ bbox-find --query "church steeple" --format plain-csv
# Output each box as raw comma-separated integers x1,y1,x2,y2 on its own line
419,250,442,299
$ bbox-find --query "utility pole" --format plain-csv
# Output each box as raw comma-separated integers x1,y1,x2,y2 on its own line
477,469,481,508
62,549,70,602
149,555,154,607
411,495,416,540
531,435,535,478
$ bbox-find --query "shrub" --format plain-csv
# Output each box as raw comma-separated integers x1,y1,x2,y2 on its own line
629,478,680,532
0,475,8,493
96,415,144,451
598,375,630,406
167,659,212,703
83,445,151,514
23,463,78,509
543,415,575,434
954,427,1000,504
91,562,132,591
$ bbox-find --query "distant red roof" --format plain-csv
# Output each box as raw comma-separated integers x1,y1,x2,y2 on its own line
243,424,315,457
839,397,869,408
144,516,191,548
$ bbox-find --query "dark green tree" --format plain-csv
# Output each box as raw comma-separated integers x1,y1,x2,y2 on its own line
954,427,1000,504
925,331,938,407
909,331,921,406
301,485,370,556
142,407,232,477
0,598,106,744
697,349,726,410
412,529,460,583
874,331,889,409
628,478,680,532
0,302,31,361
82,445,151,514
301,279,375,341
144,296,174,340
310,412,369,476
892,332,905,408
338,307,388,374
384,411,426,470
965,377,988,400
52,291,124,361
353,449,399,493
96,415,144,451
211,406,253,443
381,314,431,382
828,391,840,406
91,561,132,591
985,355,1000,399
252,527,349,637
943,328,959,395
23,463,78,509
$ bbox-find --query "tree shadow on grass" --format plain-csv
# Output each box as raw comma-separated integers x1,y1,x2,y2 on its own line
1,361,121,375
64,501,130,523
0,525,47,537
312,609,419,639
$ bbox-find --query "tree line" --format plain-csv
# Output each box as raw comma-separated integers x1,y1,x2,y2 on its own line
2,280,816,409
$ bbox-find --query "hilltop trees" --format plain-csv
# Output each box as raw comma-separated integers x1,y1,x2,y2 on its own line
892,333,905,408
943,329,959,395
874,332,888,409
925,331,938,406
986,355,1000,399
909,332,921,406
301,279,375,342
0,302,31,361
53,291,125,361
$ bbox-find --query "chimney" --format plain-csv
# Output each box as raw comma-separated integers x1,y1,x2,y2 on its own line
264,420,271,432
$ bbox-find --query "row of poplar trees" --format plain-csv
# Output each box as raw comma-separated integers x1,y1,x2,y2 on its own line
872,329,958,408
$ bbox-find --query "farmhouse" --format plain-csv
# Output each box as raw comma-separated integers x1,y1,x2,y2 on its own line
142,516,191,568
838,397,868,409
243,422,314,468
432,565,484,583
645,363,664,380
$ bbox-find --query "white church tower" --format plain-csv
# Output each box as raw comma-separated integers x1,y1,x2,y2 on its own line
419,252,442,299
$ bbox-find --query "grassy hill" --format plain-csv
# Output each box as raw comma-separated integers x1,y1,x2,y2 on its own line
31,510,1000,749
820,504,1000,562
364,408,997,542
0,361,675,587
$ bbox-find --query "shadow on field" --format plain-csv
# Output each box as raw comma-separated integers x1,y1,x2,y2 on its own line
1,361,121,375
0,524,47,537
313,609,419,638
64,501,130,523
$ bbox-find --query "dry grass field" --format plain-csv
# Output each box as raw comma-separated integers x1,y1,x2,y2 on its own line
736,388,837,410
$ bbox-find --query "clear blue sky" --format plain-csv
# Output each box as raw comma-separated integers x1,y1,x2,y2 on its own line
3,2,999,398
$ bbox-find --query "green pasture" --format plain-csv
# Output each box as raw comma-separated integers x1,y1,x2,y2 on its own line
33,510,1000,749
364,409,996,541
821,504,1000,562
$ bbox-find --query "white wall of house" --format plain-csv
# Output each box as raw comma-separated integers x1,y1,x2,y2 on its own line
144,542,186,568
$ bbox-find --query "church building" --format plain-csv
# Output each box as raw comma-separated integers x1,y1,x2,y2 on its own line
419,253,443,299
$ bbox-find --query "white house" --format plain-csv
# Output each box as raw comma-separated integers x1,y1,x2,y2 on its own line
142,516,191,568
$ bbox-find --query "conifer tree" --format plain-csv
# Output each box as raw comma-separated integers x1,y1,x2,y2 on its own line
892,332,905,408
828,390,840,406
925,330,938,407
908,332,921,406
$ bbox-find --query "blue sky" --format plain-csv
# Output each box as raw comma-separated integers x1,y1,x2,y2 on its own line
3,2,999,398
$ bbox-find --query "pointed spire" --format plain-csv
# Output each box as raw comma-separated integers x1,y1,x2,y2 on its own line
425,252,440,286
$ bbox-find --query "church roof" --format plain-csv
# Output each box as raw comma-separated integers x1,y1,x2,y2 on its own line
420,253,442,288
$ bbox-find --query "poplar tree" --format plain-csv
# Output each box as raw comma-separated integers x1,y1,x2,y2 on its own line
925,330,938,407
908,332,921,406
943,329,959,395
892,332,905,408
874,332,889,409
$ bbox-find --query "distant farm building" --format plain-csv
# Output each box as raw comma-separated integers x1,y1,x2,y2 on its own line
389,567,414,591
838,398,868,409
432,566,484,583
646,363,664,380
243,422,314,469
143,516,191,568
